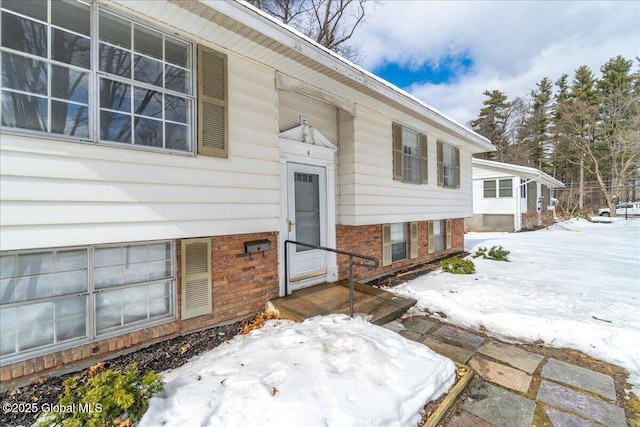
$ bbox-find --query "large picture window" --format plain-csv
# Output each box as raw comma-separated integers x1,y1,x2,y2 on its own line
0,241,175,363
1,0,195,153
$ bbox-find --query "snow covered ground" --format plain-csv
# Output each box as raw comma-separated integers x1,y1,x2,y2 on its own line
392,218,640,394
140,218,639,426
139,314,456,427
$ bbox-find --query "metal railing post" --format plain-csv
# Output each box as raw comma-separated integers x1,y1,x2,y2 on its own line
283,240,378,317
349,255,354,317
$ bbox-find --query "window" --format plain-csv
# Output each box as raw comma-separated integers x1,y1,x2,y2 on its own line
520,179,527,198
390,223,407,262
483,179,513,198
0,241,175,362
0,1,210,155
484,180,496,198
499,179,513,197
432,221,444,252
437,141,460,188
392,123,428,184
428,219,452,254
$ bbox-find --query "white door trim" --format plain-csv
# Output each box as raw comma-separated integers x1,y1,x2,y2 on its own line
278,127,338,295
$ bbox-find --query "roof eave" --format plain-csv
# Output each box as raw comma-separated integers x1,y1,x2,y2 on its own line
203,0,494,152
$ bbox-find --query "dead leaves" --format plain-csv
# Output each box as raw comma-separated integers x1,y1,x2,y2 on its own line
239,312,281,335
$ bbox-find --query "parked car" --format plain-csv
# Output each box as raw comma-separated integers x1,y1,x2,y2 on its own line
598,202,640,217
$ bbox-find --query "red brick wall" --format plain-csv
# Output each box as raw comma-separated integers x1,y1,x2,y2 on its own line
177,232,280,333
1,232,279,386
336,218,464,281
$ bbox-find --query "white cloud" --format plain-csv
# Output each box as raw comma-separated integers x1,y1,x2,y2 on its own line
353,0,640,125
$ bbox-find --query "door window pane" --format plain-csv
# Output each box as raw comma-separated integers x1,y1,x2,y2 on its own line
294,173,321,251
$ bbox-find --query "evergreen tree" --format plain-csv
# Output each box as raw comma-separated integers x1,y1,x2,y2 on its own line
524,77,553,171
471,90,512,161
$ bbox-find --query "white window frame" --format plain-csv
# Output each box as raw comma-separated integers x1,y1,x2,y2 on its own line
390,223,407,262
442,144,456,188
520,179,527,198
0,0,196,154
483,179,513,198
0,241,176,364
401,127,421,184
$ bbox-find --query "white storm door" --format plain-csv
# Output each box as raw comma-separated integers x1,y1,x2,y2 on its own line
287,163,327,284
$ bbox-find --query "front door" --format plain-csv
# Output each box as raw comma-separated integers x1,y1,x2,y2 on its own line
287,163,327,288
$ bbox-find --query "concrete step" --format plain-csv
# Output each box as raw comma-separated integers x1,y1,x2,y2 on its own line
266,280,416,325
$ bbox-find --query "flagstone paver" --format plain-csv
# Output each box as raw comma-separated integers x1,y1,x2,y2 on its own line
401,316,437,334
421,336,475,364
537,380,626,427
463,382,535,427
433,325,485,349
545,407,603,427
477,341,543,374
446,410,494,427
468,355,532,393
542,358,617,401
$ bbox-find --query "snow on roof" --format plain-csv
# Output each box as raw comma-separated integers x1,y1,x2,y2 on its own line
472,158,565,188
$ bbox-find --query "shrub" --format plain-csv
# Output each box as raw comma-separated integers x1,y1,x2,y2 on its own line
441,257,475,274
38,363,163,427
473,246,510,261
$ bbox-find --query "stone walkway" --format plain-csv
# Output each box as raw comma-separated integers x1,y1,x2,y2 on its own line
383,316,629,427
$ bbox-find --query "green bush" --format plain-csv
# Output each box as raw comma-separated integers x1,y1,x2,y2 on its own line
441,257,475,274
39,363,163,427
473,246,510,261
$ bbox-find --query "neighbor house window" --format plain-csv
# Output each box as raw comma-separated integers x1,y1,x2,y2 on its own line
484,180,496,198
499,179,512,197
483,179,513,198
0,241,175,363
392,123,428,184
437,141,460,188
1,0,204,154
520,179,527,198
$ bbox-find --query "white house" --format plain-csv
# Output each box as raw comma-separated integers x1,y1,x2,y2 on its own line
0,0,494,383
467,159,565,232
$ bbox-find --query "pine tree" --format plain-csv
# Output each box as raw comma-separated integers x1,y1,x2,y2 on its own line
471,90,512,161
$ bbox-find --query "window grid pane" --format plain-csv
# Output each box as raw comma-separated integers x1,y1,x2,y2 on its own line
402,127,420,184
443,144,456,188
499,179,513,197
484,180,496,198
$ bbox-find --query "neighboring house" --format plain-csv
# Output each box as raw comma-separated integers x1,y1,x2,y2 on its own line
0,0,493,383
467,159,565,232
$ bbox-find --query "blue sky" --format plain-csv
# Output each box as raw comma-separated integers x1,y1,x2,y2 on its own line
352,1,640,126
374,54,474,87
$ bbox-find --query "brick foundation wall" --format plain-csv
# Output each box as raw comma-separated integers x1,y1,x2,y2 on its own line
1,231,279,387
336,218,465,281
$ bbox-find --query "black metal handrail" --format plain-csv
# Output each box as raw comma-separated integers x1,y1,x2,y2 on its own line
284,240,379,317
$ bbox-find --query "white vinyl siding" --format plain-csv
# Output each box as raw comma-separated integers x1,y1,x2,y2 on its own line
0,241,175,363
0,45,278,252
339,107,473,226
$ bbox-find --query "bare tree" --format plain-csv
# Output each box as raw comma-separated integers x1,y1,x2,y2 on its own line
246,0,375,62
557,91,640,216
